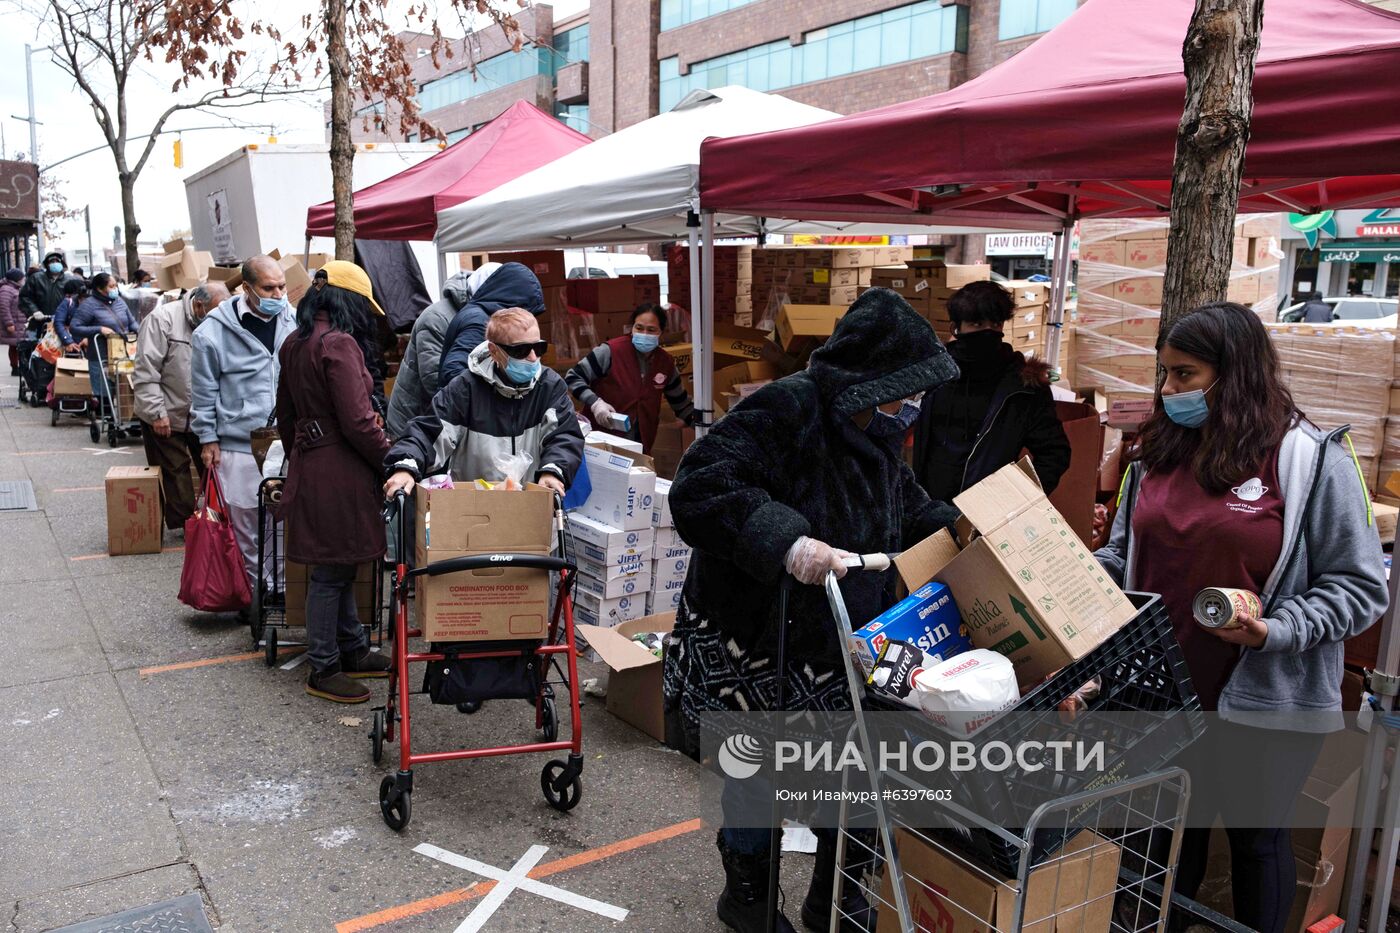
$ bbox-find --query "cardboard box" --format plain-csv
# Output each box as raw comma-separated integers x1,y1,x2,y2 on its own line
277,256,314,305
575,567,651,601
573,585,647,625
1123,238,1169,270
575,538,650,580
894,460,1136,687
586,431,644,456
1115,275,1164,307
53,358,90,396
566,277,637,313
652,478,674,528
1107,392,1156,430
157,247,214,291
669,325,770,376
414,485,555,641
775,304,845,353
647,587,683,615
575,612,676,741
848,579,970,675
877,830,1121,933
1078,240,1125,267
489,250,566,286
806,267,870,287
105,466,163,555
577,443,657,532
1046,401,1104,547
908,261,992,289
567,513,654,555
1004,281,1049,308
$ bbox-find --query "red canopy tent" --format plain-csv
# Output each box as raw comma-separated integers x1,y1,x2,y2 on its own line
699,0,1400,227
305,100,591,241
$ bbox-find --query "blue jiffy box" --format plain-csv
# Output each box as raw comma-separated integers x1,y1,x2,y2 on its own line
848,579,971,675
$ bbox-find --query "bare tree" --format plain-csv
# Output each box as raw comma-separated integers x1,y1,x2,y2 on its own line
160,0,526,261
1158,0,1267,341
21,0,302,278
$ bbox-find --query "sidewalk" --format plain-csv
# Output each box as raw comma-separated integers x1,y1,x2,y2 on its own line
0,371,755,932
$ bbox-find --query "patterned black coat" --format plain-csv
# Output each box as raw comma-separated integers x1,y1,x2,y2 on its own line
669,289,961,672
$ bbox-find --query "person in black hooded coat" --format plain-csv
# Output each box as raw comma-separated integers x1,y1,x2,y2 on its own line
437,262,545,388
911,280,1070,504
664,288,961,933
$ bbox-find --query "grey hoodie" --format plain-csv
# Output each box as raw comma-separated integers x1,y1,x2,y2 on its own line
385,266,496,437
1095,421,1389,729
189,295,297,452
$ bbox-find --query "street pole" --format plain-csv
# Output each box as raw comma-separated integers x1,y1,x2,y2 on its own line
25,44,44,260
84,206,93,274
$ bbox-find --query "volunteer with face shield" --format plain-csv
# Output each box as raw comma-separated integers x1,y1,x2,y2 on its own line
1094,302,1387,933
663,289,961,933
565,303,695,452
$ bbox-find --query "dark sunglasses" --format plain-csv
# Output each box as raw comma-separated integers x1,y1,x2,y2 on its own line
495,340,548,360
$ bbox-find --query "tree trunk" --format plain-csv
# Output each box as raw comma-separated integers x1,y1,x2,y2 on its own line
326,0,356,262
120,173,141,282
1157,0,1266,344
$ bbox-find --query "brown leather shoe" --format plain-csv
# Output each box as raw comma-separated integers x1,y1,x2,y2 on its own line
306,666,371,703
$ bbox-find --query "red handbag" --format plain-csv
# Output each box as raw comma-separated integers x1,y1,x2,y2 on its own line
178,470,253,613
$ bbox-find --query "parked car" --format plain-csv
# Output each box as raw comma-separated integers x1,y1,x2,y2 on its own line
1278,296,1398,328
564,250,669,304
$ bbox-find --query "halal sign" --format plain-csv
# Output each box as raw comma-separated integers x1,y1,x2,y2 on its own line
1358,209,1400,238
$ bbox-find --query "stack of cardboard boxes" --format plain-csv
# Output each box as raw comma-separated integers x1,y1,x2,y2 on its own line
569,438,659,642
1266,325,1394,490
155,238,214,292
485,250,584,367
1073,214,1283,395
1381,338,1400,497
668,245,753,328
754,246,912,330
647,479,690,615
867,260,989,341
566,274,662,341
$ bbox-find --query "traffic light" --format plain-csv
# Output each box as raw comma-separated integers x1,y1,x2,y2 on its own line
173,138,183,168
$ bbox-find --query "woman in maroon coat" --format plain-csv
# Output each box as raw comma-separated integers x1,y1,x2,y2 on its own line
276,261,392,704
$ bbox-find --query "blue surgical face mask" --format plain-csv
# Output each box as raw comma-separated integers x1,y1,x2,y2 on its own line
257,295,288,316
632,332,659,354
504,357,541,384
47,262,63,275
106,288,119,301
1163,381,1217,428
866,397,922,438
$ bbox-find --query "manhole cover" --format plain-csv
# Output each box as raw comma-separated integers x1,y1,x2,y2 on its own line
0,394,18,409
50,894,214,933
0,480,36,511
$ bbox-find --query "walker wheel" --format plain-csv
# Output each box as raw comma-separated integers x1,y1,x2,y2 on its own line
379,775,411,830
539,695,558,743
107,425,117,447
541,760,582,812
51,407,59,426
456,699,482,714
370,709,385,765
264,627,278,667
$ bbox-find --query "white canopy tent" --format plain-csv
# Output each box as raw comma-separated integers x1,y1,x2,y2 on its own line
435,85,1044,431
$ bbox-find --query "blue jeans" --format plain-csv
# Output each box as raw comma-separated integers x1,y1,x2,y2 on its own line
306,564,367,673
721,774,837,855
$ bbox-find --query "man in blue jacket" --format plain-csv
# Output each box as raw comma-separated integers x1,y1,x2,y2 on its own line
190,256,297,603
437,262,545,388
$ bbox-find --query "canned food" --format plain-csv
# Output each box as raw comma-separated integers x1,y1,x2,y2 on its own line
1193,587,1261,630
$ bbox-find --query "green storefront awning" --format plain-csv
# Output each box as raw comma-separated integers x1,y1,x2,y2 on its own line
1319,241,1400,262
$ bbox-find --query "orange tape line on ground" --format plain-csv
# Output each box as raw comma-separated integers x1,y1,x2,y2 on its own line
139,647,298,677
335,817,706,932
71,545,184,562
52,485,104,493
14,450,73,457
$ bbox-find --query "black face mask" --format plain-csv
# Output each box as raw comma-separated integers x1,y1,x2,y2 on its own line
952,329,1005,357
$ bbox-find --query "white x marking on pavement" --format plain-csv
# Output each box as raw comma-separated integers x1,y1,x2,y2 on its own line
414,842,629,930
81,447,133,456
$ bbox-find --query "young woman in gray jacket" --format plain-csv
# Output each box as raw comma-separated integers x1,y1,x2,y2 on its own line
1095,302,1388,933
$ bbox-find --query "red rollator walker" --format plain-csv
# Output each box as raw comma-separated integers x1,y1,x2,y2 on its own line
374,490,584,830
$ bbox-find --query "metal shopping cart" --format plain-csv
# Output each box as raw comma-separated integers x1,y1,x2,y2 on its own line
761,557,1209,933
373,490,584,830
92,333,142,447
252,475,387,666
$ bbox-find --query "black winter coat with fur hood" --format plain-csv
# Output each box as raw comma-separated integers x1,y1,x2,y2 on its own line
669,289,962,670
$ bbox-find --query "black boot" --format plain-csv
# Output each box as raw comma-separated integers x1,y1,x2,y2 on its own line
716,831,797,933
801,832,876,932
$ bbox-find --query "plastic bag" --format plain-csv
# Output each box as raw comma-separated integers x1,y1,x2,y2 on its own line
178,471,252,613
489,450,533,488
37,328,62,365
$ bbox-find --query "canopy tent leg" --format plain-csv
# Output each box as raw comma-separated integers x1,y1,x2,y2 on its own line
303,236,312,267
1045,222,1073,375
688,216,704,437
437,250,448,295
699,211,716,439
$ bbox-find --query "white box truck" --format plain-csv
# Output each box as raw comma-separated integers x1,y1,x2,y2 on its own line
183,142,445,293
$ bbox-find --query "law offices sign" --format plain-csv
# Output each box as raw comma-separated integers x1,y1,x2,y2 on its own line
985,232,1055,258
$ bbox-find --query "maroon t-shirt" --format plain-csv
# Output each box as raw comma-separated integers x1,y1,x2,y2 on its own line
1131,450,1285,709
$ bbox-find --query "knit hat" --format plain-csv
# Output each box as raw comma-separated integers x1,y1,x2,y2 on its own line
3,268,22,283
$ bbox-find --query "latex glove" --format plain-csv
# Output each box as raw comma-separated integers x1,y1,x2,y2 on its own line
784,536,852,585
590,399,616,425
